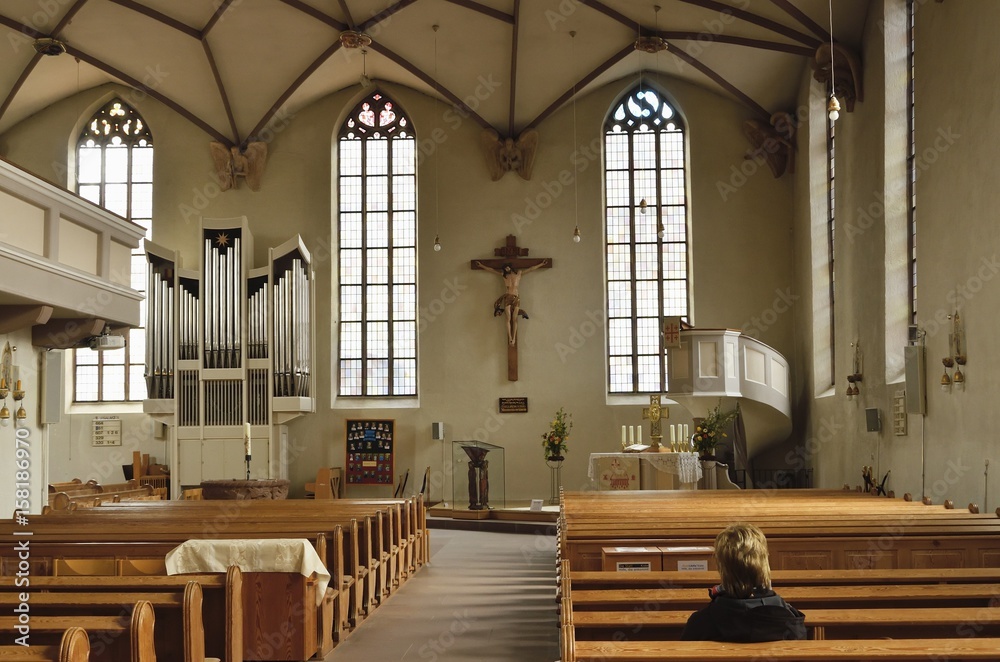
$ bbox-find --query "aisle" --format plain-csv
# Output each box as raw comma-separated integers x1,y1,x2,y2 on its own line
327,528,559,661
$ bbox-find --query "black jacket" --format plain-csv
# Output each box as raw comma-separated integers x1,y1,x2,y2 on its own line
681,586,807,642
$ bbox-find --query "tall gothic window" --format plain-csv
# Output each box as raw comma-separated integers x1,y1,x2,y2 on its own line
827,102,837,385
604,86,689,394
906,0,917,325
74,98,153,402
337,91,417,396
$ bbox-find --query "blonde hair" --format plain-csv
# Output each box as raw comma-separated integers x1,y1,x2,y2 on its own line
714,522,771,598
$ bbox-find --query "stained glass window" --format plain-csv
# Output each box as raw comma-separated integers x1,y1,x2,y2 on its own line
74,99,153,402
604,86,688,393
337,92,417,396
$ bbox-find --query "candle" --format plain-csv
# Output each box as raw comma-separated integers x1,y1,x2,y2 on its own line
670,425,676,443
0,377,5,389
15,379,21,391
629,426,635,445
638,427,642,444
621,425,626,446
244,422,252,456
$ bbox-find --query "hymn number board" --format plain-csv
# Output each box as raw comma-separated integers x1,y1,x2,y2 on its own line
346,419,394,485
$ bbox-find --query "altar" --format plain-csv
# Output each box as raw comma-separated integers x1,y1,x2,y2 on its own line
588,452,701,491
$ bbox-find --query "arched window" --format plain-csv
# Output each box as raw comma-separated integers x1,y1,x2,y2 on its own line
74,98,153,402
337,91,417,396
604,86,689,393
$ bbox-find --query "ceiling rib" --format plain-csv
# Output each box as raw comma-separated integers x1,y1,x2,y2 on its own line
662,32,813,56
338,0,357,29
525,42,635,132
0,55,42,126
63,43,229,143
367,41,492,131
203,40,240,145
279,0,349,31
675,0,820,47
508,0,520,137
0,0,88,124
443,0,514,24
768,0,831,41
665,39,771,119
202,0,235,37
358,0,422,34
107,0,201,39
246,41,343,143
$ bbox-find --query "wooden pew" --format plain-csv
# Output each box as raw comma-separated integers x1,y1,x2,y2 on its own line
562,626,1000,661
566,605,1000,641
558,490,1000,571
0,600,155,662
0,626,90,662
568,583,1000,611
0,569,241,662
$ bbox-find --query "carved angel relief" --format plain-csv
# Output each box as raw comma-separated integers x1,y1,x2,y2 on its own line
743,112,796,178
209,141,268,192
480,129,539,181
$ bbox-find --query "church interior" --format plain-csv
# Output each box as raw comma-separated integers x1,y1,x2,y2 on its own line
1,0,999,659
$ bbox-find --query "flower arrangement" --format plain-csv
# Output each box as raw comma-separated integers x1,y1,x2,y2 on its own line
692,401,738,458
542,407,573,459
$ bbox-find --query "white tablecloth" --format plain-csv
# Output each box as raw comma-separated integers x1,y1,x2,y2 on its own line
588,452,702,485
165,538,330,605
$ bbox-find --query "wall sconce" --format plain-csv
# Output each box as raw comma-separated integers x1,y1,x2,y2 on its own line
846,341,862,399
942,312,967,393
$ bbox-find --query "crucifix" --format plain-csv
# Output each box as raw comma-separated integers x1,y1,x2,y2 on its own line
642,395,668,451
471,235,552,381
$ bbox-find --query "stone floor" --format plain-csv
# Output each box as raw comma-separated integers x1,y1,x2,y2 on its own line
326,528,559,661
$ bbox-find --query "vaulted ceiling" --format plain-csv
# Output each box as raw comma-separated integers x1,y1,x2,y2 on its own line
0,0,871,145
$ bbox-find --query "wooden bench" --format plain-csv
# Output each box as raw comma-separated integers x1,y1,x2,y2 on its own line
558,490,1000,571
0,626,90,662
0,599,154,662
561,627,1000,661
565,605,1000,640
0,570,240,661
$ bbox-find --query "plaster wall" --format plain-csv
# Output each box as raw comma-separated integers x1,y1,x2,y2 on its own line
795,0,992,509
1,71,795,502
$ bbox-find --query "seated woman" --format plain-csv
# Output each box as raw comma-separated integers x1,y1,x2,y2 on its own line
681,522,806,642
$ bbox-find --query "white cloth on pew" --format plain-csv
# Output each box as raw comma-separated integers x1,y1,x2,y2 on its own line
165,538,330,605
588,451,702,484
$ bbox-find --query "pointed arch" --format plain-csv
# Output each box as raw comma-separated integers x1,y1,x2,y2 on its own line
604,83,689,394
73,97,153,402
336,89,418,397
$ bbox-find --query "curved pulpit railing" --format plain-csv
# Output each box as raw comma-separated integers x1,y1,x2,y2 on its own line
665,329,792,459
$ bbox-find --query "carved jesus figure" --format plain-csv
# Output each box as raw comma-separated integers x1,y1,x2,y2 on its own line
475,259,549,346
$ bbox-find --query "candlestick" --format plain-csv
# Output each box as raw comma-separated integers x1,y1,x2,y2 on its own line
244,422,252,456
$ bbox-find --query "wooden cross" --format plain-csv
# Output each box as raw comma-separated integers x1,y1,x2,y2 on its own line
471,235,552,381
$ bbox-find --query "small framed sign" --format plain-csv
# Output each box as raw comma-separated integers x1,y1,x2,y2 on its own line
498,397,528,413
92,416,122,446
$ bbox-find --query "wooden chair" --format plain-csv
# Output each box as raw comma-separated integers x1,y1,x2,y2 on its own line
306,467,342,499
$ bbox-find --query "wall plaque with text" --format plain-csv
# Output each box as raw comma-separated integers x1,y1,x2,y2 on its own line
498,397,528,413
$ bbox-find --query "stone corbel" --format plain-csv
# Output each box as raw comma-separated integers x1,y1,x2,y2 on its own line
743,112,796,178
812,43,863,113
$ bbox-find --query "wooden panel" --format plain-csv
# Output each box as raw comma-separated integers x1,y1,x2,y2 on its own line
844,549,898,570
979,549,1000,567
243,572,316,661
910,549,966,569
771,550,833,570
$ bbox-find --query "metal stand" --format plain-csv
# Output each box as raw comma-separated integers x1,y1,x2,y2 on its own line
245,454,251,480
547,458,563,505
